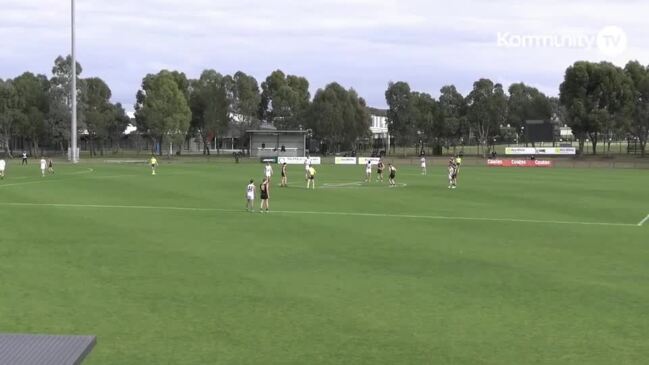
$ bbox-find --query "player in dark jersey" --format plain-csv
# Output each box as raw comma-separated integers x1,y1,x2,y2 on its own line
388,163,397,186
260,177,270,213
376,159,385,182
280,163,288,187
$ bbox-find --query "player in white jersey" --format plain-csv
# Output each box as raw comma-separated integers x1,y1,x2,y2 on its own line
420,157,427,175
0,159,6,179
245,179,256,212
304,156,311,181
364,160,372,182
264,162,273,181
40,158,47,177
448,158,458,189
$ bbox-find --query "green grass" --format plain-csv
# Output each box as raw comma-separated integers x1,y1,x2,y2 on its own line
0,161,648,364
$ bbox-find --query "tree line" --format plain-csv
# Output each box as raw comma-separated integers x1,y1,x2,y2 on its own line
1,56,648,157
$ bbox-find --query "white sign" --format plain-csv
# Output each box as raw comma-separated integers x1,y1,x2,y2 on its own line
277,156,321,165
505,147,576,155
335,157,357,165
357,157,381,165
505,147,536,155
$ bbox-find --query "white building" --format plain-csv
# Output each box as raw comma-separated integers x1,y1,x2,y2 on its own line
368,109,390,150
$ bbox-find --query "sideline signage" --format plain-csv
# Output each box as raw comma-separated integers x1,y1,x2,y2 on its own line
277,156,321,165
505,147,576,155
335,157,357,165
488,159,553,167
357,157,381,165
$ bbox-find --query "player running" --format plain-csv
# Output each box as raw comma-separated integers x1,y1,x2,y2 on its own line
306,166,316,189
47,159,54,175
150,155,158,175
364,159,372,182
260,177,270,213
420,156,427,175
448,158,458,189
280,162,288,187
264,162,273,182
0,158,6,179
376,159,385,182
455,154,463,180
39,157,47,177
388,163,397,186
245,179,256,212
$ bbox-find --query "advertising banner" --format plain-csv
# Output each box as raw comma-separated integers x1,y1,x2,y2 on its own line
505,147,576,155
357,157,381,165
277,156,321,165
335,157,358,165
260,156,278,163
487,159,553,167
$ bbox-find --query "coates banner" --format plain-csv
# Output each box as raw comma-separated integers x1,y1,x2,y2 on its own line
505,147,576,155
357,157,381,165
277,156,321,165
487,159,553,167
335,157,357,165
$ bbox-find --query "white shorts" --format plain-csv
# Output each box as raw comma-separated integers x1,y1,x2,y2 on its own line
421,164,426,168
366,169,371,174
247,193,254,201
265,172,272,178
0,169,4,173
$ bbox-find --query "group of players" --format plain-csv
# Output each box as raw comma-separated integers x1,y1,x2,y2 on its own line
0,152,55,180
243,154,463,213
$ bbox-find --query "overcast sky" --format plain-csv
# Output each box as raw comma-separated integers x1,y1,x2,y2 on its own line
2,0,648,111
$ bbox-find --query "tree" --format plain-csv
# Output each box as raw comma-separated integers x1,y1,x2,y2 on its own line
439,85,468,153
47,55,84,151
507,83,552,131
560,61,633,155
259,70,310,129
12,72,50,155
410,92,442,154
466,79,508,156
135,71,191,156
308,83,370,153
189,70,232,155
624,61,649,156
231,71,261,150
106,103,130,154
83,77,114,156
0,79,21,157
385,81,415,153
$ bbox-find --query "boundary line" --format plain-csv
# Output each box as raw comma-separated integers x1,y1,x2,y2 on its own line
0,202,638,227
638,214,649,227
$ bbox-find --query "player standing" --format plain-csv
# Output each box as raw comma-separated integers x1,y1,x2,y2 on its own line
455,154,463,180
376,159,385,182
245,179,256,212
306,166,316,189
264,162,273,182
47,159,54,175
304,155,311,181
40,157,47,177
388,163,397,186
364,159,372,182
150,155,158,175
420,156,427,175
280,162,288,187
0,158,6,179
448,158,458,189
260,177,270,213
21,152,28,165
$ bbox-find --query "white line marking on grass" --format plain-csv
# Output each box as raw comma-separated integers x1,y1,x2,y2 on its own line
0,202,638,227
638,214,649,226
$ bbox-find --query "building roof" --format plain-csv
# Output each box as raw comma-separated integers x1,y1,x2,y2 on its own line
246,130,307,134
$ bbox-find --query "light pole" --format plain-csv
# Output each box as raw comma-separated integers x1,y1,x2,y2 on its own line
71,0,78,163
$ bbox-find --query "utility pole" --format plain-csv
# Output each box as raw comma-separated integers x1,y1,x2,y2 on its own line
71,0,78,163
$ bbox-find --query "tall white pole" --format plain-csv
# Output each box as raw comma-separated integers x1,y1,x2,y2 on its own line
71,0,78,163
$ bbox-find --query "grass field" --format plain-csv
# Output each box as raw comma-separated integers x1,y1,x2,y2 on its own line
0,160,648,364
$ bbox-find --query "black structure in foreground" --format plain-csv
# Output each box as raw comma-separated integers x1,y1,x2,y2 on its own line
0,334,96,365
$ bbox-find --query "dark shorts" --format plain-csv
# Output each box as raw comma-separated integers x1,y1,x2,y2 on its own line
151,164,156,168
261,192,268,200
377,169,383,174
309,175,315,180
452,173,457,179
389,173,396,179
281,172,286,177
